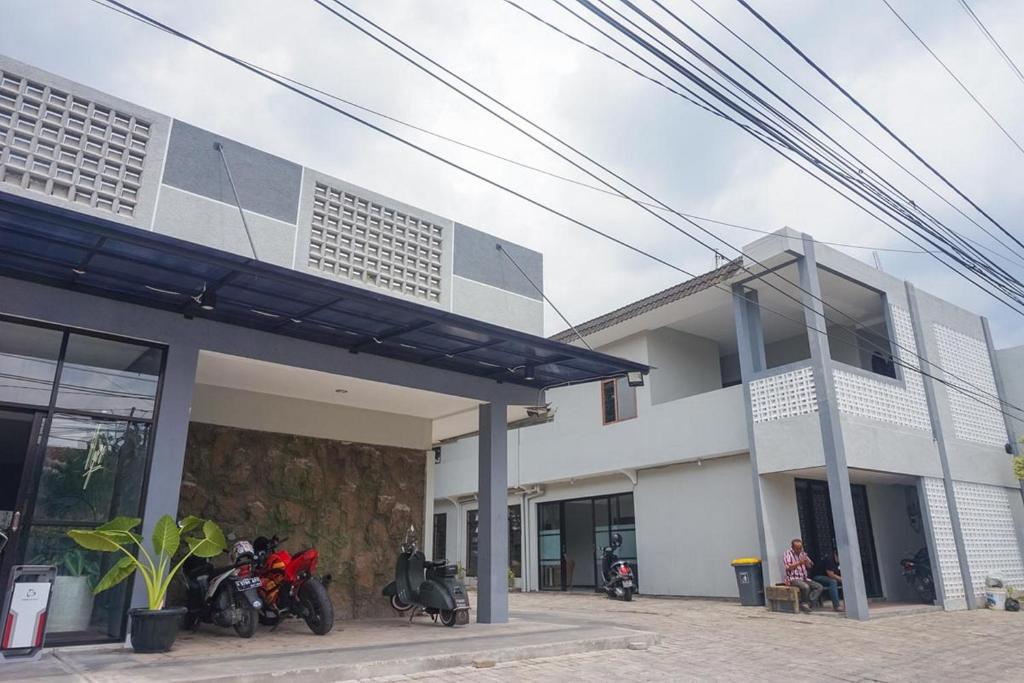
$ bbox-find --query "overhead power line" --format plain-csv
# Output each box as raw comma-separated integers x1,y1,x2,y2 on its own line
879,0,1024,157
958,0,1024,88
90,1,1024,421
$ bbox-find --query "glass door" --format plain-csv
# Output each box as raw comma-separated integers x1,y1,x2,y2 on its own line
537,502,563,590
0,409,46,594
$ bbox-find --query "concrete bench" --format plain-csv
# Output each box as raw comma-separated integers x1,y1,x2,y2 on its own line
765,584,800,614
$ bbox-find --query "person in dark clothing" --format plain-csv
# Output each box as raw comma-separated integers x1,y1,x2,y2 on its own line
814,550,843,611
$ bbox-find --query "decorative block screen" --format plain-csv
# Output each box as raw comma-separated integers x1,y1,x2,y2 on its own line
0,68,150,218
833,305,930,431
933,324,1006,447
953,481,1024,596
750,366,817,423
922,477,966,603
307,182,444,303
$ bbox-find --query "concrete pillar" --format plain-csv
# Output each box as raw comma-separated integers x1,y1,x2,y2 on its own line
798,235,869,621
423,450,436,561
130,342,199,611
906,282,976,608
477,401,508,623
732,285,770,569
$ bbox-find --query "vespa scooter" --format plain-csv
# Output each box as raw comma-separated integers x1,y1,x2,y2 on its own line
383,526,470,626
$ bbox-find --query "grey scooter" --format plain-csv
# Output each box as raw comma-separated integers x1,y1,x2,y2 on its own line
382,526,470,626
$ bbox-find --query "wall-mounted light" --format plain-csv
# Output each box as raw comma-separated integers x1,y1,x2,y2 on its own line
626,371,645,387
524,363,536,381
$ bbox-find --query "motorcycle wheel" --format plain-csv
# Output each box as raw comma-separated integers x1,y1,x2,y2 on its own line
299,578,335,635
440,610,457,627
390,594,412,612
233,607,258,638
623,587,633,602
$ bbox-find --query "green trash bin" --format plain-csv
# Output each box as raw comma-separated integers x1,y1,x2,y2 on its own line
731,557,764,606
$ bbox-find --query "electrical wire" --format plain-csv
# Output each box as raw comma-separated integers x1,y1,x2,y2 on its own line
958,0,1024,88
88,0,1024,420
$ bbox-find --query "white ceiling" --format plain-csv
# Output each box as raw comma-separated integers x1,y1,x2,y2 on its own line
195,351,480,420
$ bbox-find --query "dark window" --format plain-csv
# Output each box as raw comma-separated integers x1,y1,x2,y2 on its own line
432,512,447,562
466,506,522,578
0,319,63,406
55,334,162,419
601,377,637,425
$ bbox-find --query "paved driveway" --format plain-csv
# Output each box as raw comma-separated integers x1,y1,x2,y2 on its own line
365,591,1024,682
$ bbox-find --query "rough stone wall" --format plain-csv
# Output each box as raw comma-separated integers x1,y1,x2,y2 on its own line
177,422,424,619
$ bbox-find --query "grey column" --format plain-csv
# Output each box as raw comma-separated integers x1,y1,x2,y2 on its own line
732,285,769,568
798,235,869,621
906,283,976,608
130,342,200,610
982,317,1024,505
477,401,508,623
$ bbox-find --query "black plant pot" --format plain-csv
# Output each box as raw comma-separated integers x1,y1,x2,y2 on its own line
128,607,186,653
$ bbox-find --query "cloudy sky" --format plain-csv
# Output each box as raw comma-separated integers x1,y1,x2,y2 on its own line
3,0,1024,344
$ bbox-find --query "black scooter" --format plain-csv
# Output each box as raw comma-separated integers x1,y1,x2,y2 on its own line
601,532,636,601
182,540,263,638
900,547,935,604
383,526,470,627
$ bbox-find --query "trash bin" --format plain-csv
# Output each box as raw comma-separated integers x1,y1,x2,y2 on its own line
731,557,764,606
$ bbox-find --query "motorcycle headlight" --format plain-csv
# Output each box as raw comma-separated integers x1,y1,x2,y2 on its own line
253,600,262,609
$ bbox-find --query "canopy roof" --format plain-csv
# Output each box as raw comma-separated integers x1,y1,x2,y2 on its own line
0,191,647,390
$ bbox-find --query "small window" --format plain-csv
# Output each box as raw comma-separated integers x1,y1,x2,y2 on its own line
601,377,637,424
432,512,447,562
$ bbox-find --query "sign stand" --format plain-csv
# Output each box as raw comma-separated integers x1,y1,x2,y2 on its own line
0,565,57,663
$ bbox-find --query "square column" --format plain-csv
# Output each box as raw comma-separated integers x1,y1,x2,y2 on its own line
798,235,870,621
130,342,199,610
477,401,508,623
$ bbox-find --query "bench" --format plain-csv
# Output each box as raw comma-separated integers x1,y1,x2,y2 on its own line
765,584,800,614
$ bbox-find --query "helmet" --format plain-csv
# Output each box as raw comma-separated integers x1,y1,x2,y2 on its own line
611,532,623,548
230,540,254,565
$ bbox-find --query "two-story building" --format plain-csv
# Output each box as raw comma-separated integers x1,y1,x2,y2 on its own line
433,229,1024,619
0,54,646,646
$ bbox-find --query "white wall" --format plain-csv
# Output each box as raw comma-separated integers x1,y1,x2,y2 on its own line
191,383,433,450
759,472,802,586
635,455,759,597
646,328,722,405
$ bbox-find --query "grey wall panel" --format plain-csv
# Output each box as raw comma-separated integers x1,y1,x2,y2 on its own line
453,223,542,300
161,119,301,224
152,186,296,267
452,275,543,335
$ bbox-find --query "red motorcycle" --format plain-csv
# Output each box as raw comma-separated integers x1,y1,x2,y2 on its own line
252,535,334,635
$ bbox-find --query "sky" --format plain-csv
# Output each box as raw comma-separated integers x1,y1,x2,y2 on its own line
3,0,1024,345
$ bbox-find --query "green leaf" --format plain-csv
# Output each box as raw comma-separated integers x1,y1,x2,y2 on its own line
93,555,137,594
203,520,227,553
178,515,203,534
96,517,141,533
186,536,223,559
150,515,180,560
68,530,122,553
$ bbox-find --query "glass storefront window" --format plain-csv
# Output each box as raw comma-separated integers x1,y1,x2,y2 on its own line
55,334,162,419
23,525,131,639
465,506,522,578
32,415,150,524
0,319,63,406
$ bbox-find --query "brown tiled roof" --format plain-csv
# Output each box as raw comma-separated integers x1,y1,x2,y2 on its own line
549,259,742,343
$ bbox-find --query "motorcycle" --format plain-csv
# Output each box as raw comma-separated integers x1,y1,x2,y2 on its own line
600,532,636,601
252,535,334,635
900,547,936,604
182,540,262,638
382,525,470,627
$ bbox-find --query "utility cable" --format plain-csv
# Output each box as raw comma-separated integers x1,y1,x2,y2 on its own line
91,0,1024,419
880,0,1024,157
958,0,1024,88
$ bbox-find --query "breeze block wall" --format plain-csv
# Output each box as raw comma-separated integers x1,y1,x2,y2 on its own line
177,422,425,620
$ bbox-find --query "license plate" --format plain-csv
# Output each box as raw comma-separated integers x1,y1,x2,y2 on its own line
235,577,261,590
622,580,633,588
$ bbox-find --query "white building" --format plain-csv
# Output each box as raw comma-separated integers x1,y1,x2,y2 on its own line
431,229,1024,619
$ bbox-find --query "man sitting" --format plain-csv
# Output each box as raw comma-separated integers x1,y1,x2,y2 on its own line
813,549,843,612
783,538,823,613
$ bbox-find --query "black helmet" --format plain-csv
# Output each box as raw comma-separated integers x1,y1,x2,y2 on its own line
611,532,623,547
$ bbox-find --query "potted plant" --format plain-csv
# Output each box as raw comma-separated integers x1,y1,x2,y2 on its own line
47,548,99,632
67,514,226,653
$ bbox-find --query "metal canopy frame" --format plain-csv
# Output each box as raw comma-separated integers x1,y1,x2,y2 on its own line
0,191,648,390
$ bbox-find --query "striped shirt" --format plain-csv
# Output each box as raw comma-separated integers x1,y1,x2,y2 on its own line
783,548,812,585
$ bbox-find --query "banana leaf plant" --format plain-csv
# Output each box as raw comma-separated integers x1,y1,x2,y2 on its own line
67,514,226,610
